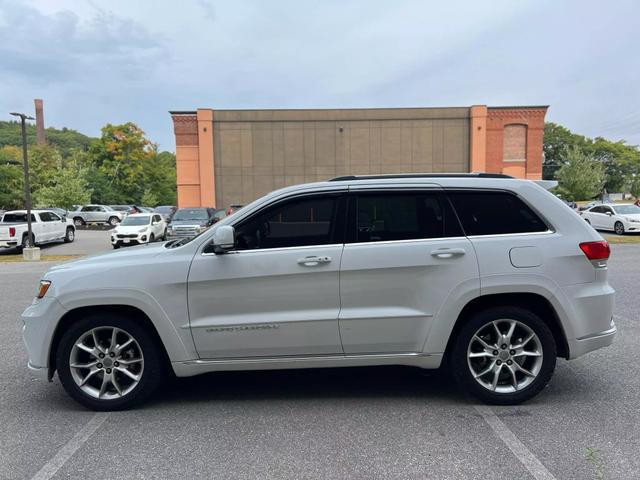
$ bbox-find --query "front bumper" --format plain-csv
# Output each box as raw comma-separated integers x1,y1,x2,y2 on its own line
22,297,68,375
111,234,149,246
622,221,640,232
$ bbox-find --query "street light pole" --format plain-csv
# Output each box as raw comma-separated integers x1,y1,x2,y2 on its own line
10,112,35,249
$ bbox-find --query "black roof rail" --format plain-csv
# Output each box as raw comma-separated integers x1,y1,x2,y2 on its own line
329,173,514,182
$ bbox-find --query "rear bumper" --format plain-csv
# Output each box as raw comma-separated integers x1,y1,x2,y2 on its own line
568,323,617,359
0,240,18,248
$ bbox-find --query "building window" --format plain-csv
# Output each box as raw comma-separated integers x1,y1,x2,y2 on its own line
503,124,527,161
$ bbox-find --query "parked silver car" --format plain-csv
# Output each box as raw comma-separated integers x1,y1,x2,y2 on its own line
72,205,125,226
22,174,615,410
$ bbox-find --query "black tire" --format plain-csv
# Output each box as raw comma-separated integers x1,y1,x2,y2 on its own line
64,227,75,243
112,244,120,249
614,221,625,235
74,217,85,226
56,313,164,411
451,306,556,405
149,233,155,243
108,216,120,226
18,233,35,252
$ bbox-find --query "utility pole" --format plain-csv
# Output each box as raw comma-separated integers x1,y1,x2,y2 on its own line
10,112,36,253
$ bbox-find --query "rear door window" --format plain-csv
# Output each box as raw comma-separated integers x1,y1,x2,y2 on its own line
447,191,548,236
349,192,462,243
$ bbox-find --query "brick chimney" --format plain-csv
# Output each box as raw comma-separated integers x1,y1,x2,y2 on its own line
34,99,45,145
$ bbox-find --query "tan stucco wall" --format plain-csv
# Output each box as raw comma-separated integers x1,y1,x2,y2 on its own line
171,105,548,208
211,108,470,208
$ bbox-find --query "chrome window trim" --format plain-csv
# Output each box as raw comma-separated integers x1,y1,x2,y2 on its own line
201,243,344,256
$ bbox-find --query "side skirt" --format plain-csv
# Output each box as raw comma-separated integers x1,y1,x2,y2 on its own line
172,352,443,377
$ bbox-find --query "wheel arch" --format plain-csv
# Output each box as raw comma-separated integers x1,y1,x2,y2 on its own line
48,305,172,380
443,293,569,361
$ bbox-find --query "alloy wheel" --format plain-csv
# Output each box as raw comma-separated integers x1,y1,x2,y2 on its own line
615,222,624,235
69,326,144,400
467,319,543,393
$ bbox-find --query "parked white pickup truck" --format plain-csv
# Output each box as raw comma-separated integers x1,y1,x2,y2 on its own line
0,210,75,251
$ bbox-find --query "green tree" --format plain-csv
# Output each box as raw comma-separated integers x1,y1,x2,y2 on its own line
555,147,606,201
543,123,588,179
34,168,93,209
89,123,154,204
140,188,159,207
629,174,640,199
0,146,24,209
141,150,177,205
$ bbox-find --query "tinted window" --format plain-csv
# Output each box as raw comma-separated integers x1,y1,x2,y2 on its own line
589,206,603,214
2,213,36,222
352,192,462,243
235,196,339,250
40,212,59,222
448,191,548,236
172,209,209,221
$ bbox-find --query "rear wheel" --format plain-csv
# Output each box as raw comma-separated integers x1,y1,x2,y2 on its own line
451,306,556,405
56,313,164,410
614,221,625,235
64,227,75,243
74,217,85,226
108,216,120,226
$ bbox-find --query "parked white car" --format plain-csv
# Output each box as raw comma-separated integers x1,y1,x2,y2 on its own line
110,213,166,248
580,203,640,234
0,210,75,250
22,174,615,410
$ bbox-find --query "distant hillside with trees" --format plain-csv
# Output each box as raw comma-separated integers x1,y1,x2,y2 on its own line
0,121,176,210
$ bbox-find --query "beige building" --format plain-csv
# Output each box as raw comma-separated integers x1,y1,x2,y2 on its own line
170,105,547,208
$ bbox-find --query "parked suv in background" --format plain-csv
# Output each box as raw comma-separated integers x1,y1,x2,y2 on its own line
166,207,217,239
72,205,124,226
111,213,167,248
22,174,615,410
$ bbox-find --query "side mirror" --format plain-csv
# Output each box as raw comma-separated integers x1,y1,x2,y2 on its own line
606,212,613,216
211,225,235,254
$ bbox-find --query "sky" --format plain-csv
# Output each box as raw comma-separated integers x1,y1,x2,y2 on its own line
1,0,639,150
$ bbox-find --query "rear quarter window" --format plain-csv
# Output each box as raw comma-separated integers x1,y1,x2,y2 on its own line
447,190,548,236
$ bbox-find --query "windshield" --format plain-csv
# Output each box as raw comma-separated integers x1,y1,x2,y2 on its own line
172,209,208,221
613,205,640,215
120,215,150,226
155,206,173,214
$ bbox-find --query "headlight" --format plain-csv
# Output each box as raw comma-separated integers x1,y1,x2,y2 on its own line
167,226,174,233
197,226,207,233
37,280,51,299
628,218,640,223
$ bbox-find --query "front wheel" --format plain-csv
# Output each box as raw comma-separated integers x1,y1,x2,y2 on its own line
614,221,625,235
451,306,556,405
64,227,75,243
149,233,155,243
56,314,164,410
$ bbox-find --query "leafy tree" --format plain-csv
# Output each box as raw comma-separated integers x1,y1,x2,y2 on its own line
0,146,24,210
0,121,93,156
629,175,640,200
89,123,154,204
140,189,159,207
543,123,588,179
34,168,92,209
555,147,606,201
142,150,177,206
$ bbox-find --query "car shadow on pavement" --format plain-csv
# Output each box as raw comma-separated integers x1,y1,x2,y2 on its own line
148,366,467,407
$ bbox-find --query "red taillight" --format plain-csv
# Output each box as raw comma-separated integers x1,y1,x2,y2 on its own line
9,227,15,237
579,241,610,260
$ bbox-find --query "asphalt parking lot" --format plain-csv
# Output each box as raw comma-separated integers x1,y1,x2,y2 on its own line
1,239,639,479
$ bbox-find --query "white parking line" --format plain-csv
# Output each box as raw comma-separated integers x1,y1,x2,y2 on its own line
475,405,557,480
30,412,110,480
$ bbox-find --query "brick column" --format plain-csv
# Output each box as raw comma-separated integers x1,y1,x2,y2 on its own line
171,112,201,207
34,99,45,145
469,105,487,172
196,109,216,207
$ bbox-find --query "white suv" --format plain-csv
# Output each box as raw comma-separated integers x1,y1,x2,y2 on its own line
22,174,616,410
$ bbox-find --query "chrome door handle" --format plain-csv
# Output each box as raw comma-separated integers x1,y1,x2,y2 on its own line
430,248,466,259
297,255,332,266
